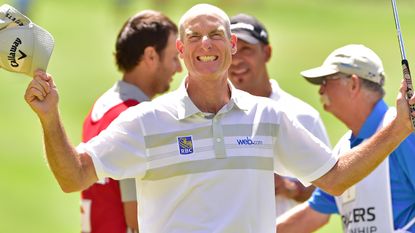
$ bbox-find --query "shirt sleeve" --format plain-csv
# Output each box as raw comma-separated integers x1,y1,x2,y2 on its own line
294,110,332,148
76,109,148,181
119,178,137,202
274,110,337,185
309,117,332,148
308,188,339,214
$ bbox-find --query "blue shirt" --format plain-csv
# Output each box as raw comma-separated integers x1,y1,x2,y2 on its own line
308,100,415,231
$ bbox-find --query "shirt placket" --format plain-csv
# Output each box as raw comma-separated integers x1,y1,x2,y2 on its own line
212,114,226,159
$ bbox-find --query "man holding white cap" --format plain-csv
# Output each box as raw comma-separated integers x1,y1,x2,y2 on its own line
0,4,54,77
229,13,331,218
277,44,415,233
23,3,415,232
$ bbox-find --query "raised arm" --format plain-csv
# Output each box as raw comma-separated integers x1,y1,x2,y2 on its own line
25,70,98,192
313,80,415,195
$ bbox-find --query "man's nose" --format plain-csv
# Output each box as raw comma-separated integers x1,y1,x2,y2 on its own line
201,36,212,50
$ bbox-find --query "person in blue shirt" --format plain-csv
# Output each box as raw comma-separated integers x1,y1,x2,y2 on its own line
277,44,415,233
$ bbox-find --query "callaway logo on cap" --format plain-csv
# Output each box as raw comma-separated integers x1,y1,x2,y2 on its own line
8,37,27,66
0,4,54,77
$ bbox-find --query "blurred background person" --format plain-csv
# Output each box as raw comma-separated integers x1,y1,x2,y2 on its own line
80,10,181,233
228,13,331,218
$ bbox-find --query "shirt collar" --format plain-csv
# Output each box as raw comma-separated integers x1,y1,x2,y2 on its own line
176,77,249,120
350,99,388,143
269,79,282,101
91,80,149,122
116,80,150,102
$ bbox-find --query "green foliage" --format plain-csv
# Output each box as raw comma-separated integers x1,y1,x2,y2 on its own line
1,0,414,232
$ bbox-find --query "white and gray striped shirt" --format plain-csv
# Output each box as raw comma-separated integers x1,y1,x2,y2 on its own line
78,81,336,233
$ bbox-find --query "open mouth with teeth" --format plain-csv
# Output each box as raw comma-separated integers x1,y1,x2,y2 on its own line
197,55,218,62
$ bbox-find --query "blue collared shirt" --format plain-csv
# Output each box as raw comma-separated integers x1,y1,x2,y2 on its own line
308,100,415,231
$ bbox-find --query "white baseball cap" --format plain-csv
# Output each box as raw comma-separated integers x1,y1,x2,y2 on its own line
301,44,385,86
0,4,54,77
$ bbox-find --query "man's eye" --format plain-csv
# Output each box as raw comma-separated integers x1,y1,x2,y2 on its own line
189,35,200,41
211,33,223,39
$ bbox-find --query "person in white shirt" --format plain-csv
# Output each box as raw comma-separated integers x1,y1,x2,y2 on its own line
24,4,415,233
228,13,331,218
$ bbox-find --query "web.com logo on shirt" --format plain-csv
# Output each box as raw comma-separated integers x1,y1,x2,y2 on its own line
236,137,263,145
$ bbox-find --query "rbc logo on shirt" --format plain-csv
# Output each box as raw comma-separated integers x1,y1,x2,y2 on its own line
178,136,194,155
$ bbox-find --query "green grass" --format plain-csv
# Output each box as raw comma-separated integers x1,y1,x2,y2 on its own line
1,0,414,232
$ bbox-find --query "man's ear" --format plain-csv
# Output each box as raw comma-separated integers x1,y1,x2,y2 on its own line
231,34,238,55
349,74,361,98
263,44,272,62
143,46,158,63
350,74,360,90
176,39,184,59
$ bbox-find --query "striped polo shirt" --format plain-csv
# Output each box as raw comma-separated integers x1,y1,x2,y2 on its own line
78,81,336,233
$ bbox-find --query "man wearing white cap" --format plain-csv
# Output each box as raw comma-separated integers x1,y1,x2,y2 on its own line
229,13,331,218
277,44,415,233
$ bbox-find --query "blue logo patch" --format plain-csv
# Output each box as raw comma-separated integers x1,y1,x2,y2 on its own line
178,136,194,155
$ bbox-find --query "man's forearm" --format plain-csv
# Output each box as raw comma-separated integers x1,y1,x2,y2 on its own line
314,118,410,195
276,202,330,233
41,112,96,192
124,201,139,231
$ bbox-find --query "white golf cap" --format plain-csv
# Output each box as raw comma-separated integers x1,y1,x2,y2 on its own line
301,44,385,86
0,4,54,77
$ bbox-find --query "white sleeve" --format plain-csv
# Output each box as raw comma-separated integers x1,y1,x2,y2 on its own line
307,116,332,148
274,111,337,185
119,178,137,202
76,110,148,181
291,107,332,148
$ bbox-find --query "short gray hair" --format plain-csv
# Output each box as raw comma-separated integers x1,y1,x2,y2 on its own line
337,72,385,98
359,77,385,98
178,4,231,41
